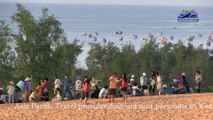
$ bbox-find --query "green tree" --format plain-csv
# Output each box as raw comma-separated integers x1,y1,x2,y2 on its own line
12,4,67,79
10,3,83,87
137,39,160,75
0,20,15,85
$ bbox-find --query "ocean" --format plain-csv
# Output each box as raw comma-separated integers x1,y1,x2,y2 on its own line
0,3,213,68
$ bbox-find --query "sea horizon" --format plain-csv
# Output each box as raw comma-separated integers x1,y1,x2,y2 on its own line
1,2,213,7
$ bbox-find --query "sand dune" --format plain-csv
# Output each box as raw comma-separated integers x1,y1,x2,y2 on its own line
0,93,213,120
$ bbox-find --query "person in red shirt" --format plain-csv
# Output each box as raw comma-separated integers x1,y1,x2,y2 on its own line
81,76,91,104
108,73,119,102
120,73,128,102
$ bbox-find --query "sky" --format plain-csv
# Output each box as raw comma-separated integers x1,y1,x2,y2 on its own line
0,0,213,6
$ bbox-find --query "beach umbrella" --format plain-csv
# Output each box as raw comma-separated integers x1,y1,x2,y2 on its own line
16,80,24,92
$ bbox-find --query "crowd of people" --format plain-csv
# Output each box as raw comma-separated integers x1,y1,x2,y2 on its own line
0,71,202,104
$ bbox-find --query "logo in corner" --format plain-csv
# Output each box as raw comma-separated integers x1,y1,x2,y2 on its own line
177,10,199,22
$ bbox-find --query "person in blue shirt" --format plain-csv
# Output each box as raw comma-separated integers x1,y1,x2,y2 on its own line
62,74,72,99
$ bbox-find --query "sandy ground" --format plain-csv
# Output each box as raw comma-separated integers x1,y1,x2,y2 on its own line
0,93,213,120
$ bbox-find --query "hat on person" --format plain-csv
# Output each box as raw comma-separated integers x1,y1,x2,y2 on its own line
25,77,31,81
9,81,14,85
130,78,135,82
162,84,167,88
182,72,186,76
143,72,146,76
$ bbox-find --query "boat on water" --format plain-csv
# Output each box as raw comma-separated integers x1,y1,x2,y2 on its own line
129,34,138,39
170,35,174,40
186,35,195,41
197,33,202,37
114,30,123,35
119,36,123,41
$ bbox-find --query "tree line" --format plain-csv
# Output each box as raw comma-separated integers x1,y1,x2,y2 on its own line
85,40,213,92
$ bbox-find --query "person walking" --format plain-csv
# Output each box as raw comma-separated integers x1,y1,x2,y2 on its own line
120,73,128,102
140,72,148,91
62,74,72,99
108,73,119,102
7,81,15,103
156,72,163,95
149,71,156,95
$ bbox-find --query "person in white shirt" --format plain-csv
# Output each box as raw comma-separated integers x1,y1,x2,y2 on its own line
75,79,82,91
195,71,202,93
140,72,148,91
149,71,156,95
132,83,139,96
7,81,15,103
54,77,61,90
156,72,163,95
99,85,108,99
129,75,135,86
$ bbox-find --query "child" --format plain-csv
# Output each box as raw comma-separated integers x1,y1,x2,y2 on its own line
81,77,91,105
132,83,139,96
52,88,62,101
167,84,176,95
91,86,100,99
7,81,15,103
127,86,133,97
161,84,167,95
29,91,38,102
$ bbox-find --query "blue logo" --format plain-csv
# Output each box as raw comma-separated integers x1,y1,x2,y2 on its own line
177,10,199,22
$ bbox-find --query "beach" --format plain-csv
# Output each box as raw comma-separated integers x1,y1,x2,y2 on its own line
0,93,212,120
